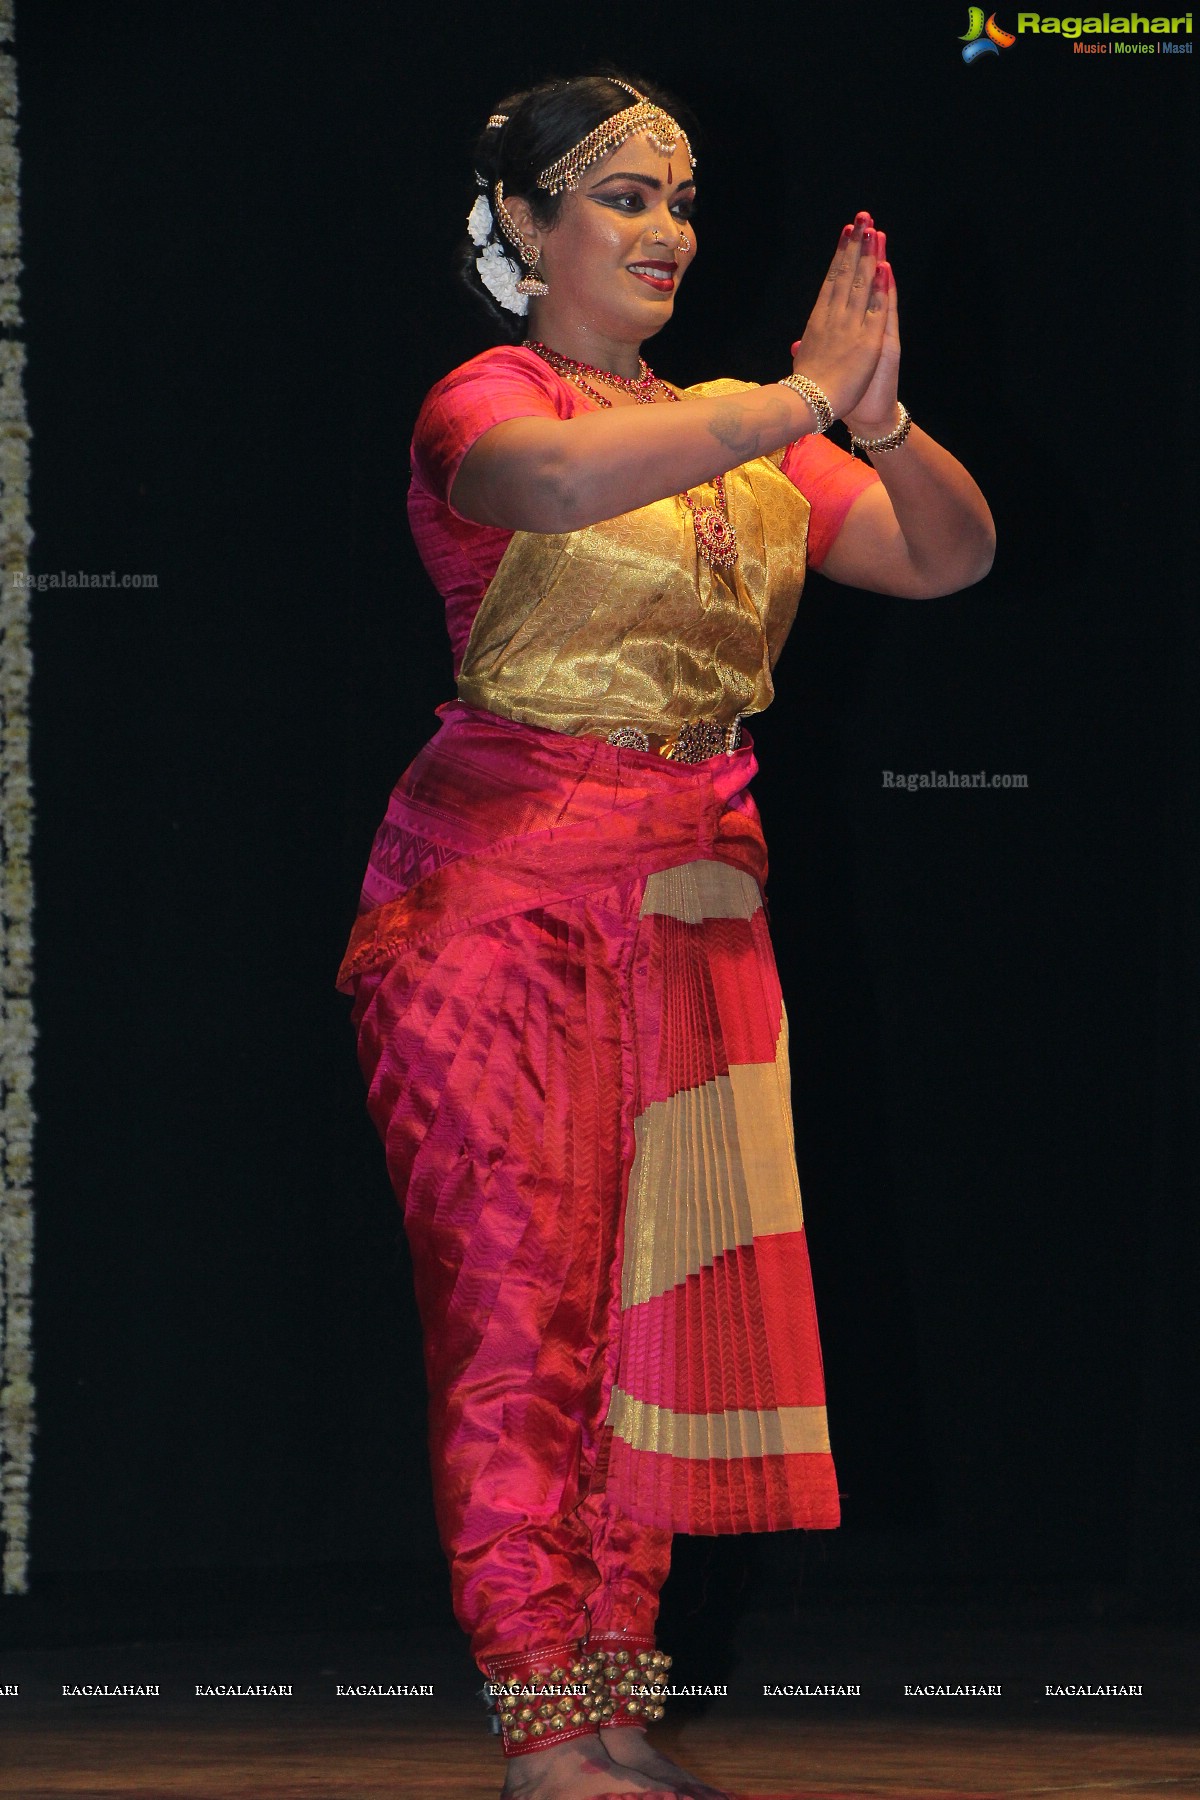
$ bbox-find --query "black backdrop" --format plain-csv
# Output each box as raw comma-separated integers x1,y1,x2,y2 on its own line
10,0,1197,1633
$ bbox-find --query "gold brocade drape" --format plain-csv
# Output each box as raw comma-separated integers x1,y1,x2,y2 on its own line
456,380,811,739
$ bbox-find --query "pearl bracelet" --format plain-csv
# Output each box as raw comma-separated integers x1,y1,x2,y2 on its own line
850,403,913,458
777,373,833,436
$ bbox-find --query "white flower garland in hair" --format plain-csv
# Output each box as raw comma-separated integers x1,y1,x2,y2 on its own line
466,194,492,247
466,194,528,317
476,244,528,317
0,0,36,1598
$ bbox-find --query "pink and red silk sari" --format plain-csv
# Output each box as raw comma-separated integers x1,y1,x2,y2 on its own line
338,347,876,1665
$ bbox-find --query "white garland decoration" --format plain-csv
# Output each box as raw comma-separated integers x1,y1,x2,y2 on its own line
0,0,35,1597
474,241,528,317
466,194,492,247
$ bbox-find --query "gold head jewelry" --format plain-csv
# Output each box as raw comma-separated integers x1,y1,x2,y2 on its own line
493,181,549,296
493,180,533,256
537,90,695,195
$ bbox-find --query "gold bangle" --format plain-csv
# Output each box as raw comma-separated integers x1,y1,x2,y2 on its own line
850,403,912,457
777,373,833,435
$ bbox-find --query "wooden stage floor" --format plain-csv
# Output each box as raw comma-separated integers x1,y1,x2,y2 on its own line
0,1712,1197,1798
2,1607,1196,1798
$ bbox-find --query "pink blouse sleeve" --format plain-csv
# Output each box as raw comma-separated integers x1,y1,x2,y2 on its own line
780,433,881,569
411,346,574,517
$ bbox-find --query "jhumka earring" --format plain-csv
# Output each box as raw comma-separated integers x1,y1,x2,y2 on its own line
515,248,549,297
494,181,550,297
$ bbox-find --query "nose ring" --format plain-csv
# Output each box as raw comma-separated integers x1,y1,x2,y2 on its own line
652,227,663,242
678,231,690,252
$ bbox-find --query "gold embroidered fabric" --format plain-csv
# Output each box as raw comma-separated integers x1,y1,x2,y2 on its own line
456,381,811,738
605,1389,831,1460
620,1010,805,1309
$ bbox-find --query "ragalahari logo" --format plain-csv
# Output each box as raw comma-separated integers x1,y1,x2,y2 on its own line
960,8,1018,58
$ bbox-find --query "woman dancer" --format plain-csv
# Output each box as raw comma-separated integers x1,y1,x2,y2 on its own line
337,72,994,1800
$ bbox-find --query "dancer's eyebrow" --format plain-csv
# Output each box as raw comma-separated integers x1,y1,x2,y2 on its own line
587,170,696,194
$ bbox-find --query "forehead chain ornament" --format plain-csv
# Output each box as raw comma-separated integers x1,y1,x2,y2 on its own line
535,81,695,195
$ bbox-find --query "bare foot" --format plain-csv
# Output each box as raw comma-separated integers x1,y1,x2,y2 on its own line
500,1729,686,1798
600,1725,733,1800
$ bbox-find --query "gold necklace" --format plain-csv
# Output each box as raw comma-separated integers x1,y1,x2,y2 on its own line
524,341,739,570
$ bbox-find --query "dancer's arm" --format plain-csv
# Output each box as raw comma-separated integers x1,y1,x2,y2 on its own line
816,226,995,597
452,217,995,599
451,221,890,532
450,382,822,533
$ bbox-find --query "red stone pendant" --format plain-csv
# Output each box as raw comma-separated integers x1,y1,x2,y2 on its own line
691,505,739,569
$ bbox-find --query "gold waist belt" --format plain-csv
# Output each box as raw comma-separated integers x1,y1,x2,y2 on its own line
605,717,743,763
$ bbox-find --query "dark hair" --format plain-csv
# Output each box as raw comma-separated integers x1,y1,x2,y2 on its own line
461,70,698,338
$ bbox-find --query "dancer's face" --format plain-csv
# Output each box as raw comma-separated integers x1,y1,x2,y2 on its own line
530,140,697,346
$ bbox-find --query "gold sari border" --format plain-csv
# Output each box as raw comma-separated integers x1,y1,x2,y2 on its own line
621,1022,805,1309
606,1386,831,1459
639,860,763,923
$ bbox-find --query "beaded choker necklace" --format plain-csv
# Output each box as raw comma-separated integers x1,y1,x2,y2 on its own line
524,341,739,570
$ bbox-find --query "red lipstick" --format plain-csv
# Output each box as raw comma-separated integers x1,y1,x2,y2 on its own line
627,260,677,293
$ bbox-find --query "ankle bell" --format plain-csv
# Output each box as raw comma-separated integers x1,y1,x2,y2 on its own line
587,1631,672,1727
481,1638,607,1757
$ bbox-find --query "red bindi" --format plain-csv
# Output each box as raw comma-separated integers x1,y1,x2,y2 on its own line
667,161,673,184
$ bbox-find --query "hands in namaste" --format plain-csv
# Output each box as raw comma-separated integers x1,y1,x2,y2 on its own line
792,212,902,440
